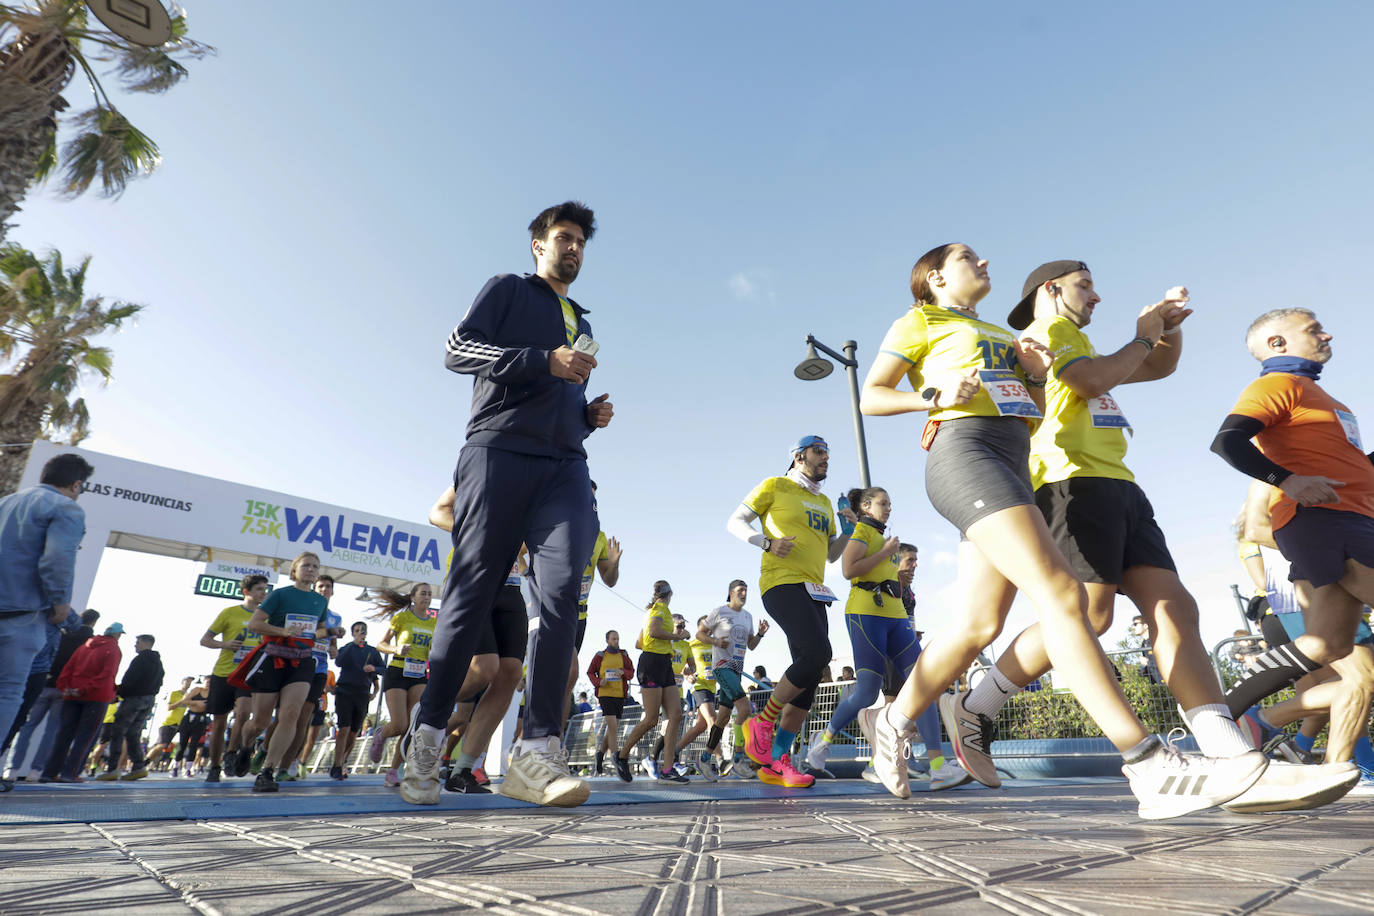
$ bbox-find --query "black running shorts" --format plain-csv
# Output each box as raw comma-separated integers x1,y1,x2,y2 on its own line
1035,476,1176,585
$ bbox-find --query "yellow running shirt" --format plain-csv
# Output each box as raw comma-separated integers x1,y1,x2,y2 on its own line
579,531,608,620
386,610,437,674
878,303,1041,423
743,476,835,594
845,521,905,619
162,690,187,727
641,601,673,655
559,296,577,345
1024,315,1134,490
688,637,717,691
207,604,262,678
671,639,690,678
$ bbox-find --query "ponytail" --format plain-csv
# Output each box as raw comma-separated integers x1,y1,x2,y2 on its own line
646,579,672,609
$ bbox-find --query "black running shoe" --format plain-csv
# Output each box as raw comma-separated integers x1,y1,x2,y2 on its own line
252,768,278,793
613,754,633,783
445,767,492,794
329,765,344,780
204,766,221,783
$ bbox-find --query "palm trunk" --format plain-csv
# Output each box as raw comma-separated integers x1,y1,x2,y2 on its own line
0,25,74,242
0,397,45,496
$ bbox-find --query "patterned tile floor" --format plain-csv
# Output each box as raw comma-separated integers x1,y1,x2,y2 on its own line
1,777,1372,914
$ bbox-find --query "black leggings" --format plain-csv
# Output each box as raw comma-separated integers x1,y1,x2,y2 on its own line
176,714,208,763
760,582,832,711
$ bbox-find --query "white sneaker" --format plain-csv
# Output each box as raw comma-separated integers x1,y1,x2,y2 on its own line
499,739,590,808
1124,743,1267,820
400,724,442,805
169,763,180,778
1348,773,1374,796
858,705,910,800
806,732,834,776
698,753,718,783
285,761,301,780
930,761,974,791
1221,761,1360,813
939,691,1000,788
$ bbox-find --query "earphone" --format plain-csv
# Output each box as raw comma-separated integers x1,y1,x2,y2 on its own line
1270,335,1286,347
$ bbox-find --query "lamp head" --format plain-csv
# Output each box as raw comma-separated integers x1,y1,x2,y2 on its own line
794,342,834,380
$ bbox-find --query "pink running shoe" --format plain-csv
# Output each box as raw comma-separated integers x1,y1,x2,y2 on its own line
757,754,815,788
742,716,775,767
368,729,387,765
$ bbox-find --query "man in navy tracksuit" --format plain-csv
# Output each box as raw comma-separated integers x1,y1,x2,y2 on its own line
402,201,613,807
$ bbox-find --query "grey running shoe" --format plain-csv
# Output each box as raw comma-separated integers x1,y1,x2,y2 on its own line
501,741,590,807
938,691,1000,788
858,705,910,799
930,761,973,791
400,723,442,805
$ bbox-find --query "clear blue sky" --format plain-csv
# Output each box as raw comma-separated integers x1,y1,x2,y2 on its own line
15,2,1374,689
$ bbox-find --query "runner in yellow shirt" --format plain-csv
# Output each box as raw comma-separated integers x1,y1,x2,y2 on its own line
858,242,1263,818
369,584,437,787
566,489,622,722
611,582,689,783
675,616,723,779
202,573,267,781
146,676,194,770
727,435,854,788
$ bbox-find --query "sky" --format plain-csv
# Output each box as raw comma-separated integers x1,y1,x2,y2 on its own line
10,1,1374,705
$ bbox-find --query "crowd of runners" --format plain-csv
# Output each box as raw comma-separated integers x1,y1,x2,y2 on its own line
5,204,1374,823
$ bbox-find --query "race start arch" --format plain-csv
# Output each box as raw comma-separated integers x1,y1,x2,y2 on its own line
19,440,446,606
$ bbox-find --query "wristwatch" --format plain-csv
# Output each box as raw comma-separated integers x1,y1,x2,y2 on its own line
921,386,939,405
761,537,772,553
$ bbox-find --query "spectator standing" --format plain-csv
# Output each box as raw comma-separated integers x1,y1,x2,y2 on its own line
96,634,163,780
0,453,92,791
42,622,123,782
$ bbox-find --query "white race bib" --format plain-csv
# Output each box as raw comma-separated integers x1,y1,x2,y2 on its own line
604,668,622,682
579,573,594,602
1088,393,1131,429
1336,409,1363,450
285,613,317,644
979,370,1042,419
403,657,427,678
804,582,837,603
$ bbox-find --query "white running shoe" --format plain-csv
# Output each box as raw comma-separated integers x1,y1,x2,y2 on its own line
860,763,880,784
400,723,442,805
1348,772,1374,796
930,761,974,791
1221,760,1360,813
698,753,719,783
938,691,1000,788
806,732,834,777
1124,743,1267,820
500,739,590,808
858,705,910,800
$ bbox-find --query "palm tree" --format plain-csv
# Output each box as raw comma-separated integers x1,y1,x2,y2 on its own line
0,242,141,494
0,1,212,240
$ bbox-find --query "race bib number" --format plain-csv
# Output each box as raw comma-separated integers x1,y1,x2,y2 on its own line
1336,409,1362,449
403,657,427,678
233,645,251,662
579,574,594,602
804,582,837,603
604,668,622,682
285,613,317,643
979,370,1042,418
1088,393,1131,429
506,573,523,587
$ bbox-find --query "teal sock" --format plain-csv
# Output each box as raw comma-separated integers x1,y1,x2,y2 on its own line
1354,736,1374,772
1293,733,1317,754
771,728,797,761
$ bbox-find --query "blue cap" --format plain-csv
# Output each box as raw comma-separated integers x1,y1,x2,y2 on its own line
790,435,829,457
104,622,125,635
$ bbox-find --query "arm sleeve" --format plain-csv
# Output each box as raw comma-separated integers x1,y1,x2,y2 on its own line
727,503,767,549
37,503,84,606
1210,414,1293,486
444,276,553,384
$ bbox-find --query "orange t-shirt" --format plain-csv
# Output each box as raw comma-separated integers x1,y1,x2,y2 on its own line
1230,372,1374,530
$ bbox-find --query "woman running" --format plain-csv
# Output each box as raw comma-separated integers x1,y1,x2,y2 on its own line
676,615,721,779
856,242,1264,818
173,680,210,777
805,486,923,778
368,584,437,787
234,551,330,793
611,581,689,784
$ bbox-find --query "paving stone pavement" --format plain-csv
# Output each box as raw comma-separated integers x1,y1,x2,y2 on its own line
2,778,1373,915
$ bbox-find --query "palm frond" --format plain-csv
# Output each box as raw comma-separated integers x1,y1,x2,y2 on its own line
58,106,160,197
108,42,188,92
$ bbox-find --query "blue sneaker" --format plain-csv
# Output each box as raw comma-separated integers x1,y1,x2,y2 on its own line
1349,769,1374,797
1238,705,1280,749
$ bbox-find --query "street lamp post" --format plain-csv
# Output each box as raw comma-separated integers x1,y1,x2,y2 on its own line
794,335,872,487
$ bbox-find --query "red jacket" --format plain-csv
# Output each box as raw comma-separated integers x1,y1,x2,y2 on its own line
56,635,122,702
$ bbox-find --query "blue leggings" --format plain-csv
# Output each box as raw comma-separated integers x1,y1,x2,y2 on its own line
827,614,923,737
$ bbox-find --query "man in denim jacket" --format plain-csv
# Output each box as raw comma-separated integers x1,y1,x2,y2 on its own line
0,452,92,790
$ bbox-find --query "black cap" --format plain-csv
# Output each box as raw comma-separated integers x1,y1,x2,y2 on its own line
1007,260,1089,330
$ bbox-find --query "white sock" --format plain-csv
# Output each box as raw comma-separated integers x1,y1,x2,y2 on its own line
964,665,1020,717
516,735,559,755
1182,704,1256,757
474,750,487,768
885,705,918,737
